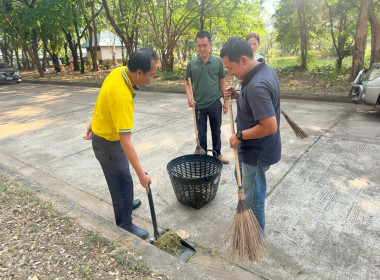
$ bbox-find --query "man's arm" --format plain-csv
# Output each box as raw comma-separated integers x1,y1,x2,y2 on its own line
229,116,278,149
119,132,150,194
219,77,228,114
83,121,93,140
185,79,195,107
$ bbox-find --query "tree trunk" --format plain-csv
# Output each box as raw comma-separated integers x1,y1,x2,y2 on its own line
22,48,30,69
64,30,80,71
295,0,307,70
74,20,85,74
31,29,45,76
81,0,95,71
90,0,99,71
368,0,380,66
0,38,10,64
200,0,205,31
350,0,370,81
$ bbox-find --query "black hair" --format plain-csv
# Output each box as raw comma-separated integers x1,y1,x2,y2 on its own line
195,30,211,43
220,37,253,63
246,32,260,44
127,47,158,73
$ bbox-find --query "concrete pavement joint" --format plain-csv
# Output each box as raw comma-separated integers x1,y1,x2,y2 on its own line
266,135,320,198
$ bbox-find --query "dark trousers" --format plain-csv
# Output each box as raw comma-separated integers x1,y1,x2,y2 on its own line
92,133,134,228
196,98,222,156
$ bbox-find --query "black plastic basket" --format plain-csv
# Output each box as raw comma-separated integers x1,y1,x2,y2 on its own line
167,150,223,209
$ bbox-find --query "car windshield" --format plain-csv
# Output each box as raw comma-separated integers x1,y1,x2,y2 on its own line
366,63,380,81
0,62,11,69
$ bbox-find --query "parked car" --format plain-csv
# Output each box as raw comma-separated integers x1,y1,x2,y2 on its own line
350,62,380,106
0,61,22,84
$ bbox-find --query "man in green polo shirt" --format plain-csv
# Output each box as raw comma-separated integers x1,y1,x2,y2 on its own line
185,30,229,164
83,48,158,239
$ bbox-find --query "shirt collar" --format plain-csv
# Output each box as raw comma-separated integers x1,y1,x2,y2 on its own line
197,54,213,64
121,68,137,99
241,58,266,89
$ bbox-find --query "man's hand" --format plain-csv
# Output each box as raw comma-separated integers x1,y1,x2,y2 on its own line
224,86,239,101
138,173,151,194
223,101,229,114
229,134,241,149
83,122,92,140
188,98,196,108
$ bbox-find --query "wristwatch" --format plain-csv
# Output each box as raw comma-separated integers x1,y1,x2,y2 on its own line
236,130,243,141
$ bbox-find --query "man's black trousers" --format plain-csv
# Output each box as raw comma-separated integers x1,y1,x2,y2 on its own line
92,133,134,229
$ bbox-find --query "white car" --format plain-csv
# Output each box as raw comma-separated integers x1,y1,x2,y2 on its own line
351,62,380,106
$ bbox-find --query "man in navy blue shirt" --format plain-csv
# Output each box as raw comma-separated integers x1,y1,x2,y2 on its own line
220,37,281,232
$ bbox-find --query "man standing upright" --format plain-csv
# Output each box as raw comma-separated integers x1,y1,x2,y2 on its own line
185,31,229,164
83,48,158,239
220,37,281,232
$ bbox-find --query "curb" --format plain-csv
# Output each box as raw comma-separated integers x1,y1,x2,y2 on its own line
0,156,214,280
22,79,351,103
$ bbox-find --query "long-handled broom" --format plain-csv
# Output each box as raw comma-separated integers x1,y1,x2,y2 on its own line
188,77,205,155
280,109,308,139
227,98,267,261
234,77,308,139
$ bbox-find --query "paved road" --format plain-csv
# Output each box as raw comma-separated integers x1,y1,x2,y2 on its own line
1,83,380,279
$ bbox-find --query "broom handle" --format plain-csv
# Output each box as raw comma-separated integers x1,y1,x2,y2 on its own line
228,97,243,188
188,78,200,145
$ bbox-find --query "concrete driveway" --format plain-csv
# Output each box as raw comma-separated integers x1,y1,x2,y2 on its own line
1,83,380,279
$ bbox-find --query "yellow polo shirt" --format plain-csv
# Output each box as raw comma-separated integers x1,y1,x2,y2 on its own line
92,67,136,141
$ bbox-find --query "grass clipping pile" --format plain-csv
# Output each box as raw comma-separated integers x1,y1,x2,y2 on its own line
0,172,168,280
151,231,186,256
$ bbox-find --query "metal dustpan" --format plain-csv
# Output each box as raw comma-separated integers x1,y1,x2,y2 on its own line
147,185,196,262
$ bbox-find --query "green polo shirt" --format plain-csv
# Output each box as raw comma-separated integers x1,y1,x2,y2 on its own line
186,54,226,109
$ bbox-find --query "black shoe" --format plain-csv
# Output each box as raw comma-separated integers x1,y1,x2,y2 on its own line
132,199,141,210
124,223,149,239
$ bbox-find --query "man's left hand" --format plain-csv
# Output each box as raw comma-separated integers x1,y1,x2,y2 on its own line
229,134,241,149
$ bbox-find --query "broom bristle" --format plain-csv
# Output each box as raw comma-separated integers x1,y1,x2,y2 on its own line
280,110,308,139
194,145,206,154
227,189,267,261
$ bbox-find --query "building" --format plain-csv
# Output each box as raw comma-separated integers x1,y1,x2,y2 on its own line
81,30,124,64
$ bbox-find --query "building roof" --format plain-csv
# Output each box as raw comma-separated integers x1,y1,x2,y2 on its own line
81,30,123,48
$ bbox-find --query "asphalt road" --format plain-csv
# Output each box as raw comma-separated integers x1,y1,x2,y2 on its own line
1,83,380,279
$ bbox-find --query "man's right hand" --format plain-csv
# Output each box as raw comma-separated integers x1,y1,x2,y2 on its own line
188,98,196,108
139,173,151,194
224,86,239,101
83,122,93,140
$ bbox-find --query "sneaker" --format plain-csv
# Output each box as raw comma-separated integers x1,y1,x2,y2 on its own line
124,223,149,239
218,155,229,164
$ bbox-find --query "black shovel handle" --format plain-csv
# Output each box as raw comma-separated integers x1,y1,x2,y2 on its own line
147,184,160,238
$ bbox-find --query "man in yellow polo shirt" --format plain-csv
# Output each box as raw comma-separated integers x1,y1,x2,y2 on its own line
83,48,158,239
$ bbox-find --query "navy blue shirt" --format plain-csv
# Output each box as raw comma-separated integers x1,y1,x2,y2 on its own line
237,59,281,166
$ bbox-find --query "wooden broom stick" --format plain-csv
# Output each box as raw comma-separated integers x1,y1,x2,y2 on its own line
227,97,267,261
188,77,205,154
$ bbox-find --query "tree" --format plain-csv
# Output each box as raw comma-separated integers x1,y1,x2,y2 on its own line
141,0,217,72
368,0,380,66
102,0,141,57
350,0,370,81
81,0,102,71
1,0,45,77
325,0,357,69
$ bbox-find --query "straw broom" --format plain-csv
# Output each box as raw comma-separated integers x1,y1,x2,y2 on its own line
280,109,308,139
227,98,267,261
234,76,308,139
188,77,205,154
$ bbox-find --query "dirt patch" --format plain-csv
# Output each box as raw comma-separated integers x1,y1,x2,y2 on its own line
20,66,351,95
0,172,168,280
